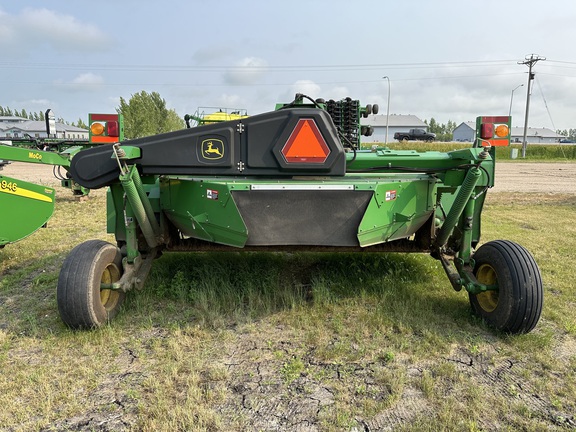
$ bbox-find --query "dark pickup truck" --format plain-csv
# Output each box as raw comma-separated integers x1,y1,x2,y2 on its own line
394,128,436,142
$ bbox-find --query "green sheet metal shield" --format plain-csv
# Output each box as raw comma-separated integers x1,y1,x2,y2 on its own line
0,175,55,245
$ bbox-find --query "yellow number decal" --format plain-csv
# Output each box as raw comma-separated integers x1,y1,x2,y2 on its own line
0,180,18,192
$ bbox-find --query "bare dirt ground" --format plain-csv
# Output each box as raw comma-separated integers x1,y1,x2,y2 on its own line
491,162,576,194
1,162,62,186
3,161,576,194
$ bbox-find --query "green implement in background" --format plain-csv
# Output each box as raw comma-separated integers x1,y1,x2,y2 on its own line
0,175,55,246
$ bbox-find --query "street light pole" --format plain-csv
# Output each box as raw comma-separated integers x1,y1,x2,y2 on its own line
382,76,390,145
509,84,524,117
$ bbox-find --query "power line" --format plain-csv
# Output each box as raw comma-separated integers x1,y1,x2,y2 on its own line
534,76,556,131
546,59,576,66
5,71,524,88
534,75,570,160
0,59,519,73
518,54,546,158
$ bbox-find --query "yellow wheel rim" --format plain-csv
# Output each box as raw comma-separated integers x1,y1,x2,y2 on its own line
100,263,121,310
475,263,499,312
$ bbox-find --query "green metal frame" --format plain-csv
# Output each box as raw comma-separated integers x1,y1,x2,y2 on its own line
0,174,55,246
0,105,509,302
0,144,92,197
100,124,499,295
0,145,72,167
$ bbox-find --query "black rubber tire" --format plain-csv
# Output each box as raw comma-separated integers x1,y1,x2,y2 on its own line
362,104,371,118
57,240,125,329
372,104,379,115
426,137,434,142
469,240,543,334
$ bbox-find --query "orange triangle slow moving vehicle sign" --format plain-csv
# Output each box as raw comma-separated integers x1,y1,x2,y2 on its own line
281,118,331,163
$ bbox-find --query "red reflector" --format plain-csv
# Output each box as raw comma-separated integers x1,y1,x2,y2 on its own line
488,139,510,147
281,119,330,163
481,116,510,124
106,121,119,137
480,123,494,140
90,135,118,143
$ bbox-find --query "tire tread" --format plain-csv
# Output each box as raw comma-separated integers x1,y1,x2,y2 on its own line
57,240,124,329
471,240,543,333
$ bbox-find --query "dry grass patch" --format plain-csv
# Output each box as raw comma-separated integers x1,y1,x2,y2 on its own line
0,185,575,430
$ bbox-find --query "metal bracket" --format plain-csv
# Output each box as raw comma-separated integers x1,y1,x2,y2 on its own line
237,160,245,172
439,255,497,295
102,249,159,292
236,122,245,134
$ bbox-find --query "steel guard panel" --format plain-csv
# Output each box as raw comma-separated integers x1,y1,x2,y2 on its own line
70,108,346,190
0,175,55,245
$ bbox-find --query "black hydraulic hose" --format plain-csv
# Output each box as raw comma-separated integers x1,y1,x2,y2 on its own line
277,93,324,111
346,163,477,175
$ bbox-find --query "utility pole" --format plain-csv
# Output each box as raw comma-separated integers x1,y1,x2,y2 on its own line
518,54,545,158
382,76,391,145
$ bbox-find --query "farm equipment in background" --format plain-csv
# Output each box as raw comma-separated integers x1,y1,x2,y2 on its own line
0,113,124,246
56,93,543,334
184,107,249,128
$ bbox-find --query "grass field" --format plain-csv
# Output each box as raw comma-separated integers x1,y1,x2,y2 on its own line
0,184,575,430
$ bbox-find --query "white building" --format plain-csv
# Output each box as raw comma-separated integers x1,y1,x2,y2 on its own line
453,121,565,144
361,114,429,143
0,116,88,140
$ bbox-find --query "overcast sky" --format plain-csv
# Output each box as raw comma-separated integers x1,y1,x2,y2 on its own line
1,0,576,131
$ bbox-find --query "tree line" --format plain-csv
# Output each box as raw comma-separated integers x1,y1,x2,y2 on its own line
1,91,183,139
556,129,576,140
0,106,88,129
1,106,47,121
1,96,462,142
425,118,457,142
117,91,183,139
6,95,576,142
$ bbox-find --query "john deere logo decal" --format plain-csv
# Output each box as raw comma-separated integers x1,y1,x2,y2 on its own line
201,139,224,160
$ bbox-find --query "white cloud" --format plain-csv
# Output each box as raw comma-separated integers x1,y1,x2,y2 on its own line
0,7,111,54
71,73,104,85
30,99,51,106
53,73,105,92
223,57,268,85
0,9,13,41
216,93,244,108
11,99,54,113
289,80,322,100
326,86,351,101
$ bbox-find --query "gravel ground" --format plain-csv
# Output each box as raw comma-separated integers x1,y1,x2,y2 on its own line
1,161,61,186
492,162,576,194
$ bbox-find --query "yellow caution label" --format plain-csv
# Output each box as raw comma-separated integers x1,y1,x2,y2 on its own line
0,180,53,203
